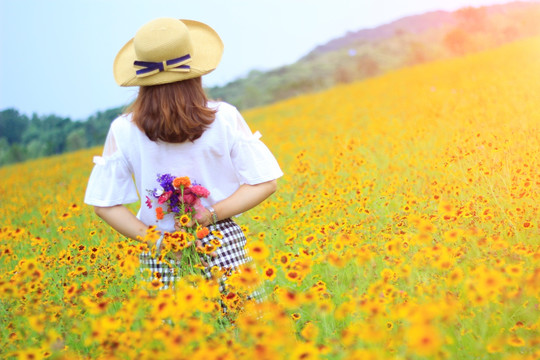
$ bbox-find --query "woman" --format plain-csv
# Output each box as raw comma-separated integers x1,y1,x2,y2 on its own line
84,18,283,293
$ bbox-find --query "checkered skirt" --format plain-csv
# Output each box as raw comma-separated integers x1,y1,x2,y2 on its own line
138,218,262,299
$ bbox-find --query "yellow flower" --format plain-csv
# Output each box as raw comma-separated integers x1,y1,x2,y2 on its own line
406,324,442,356
300,321,319,341
302,234,317,247
289,342,319,360
277,288,303,309
247,240,270,261
506,263,523,278
179,214,190,226
446,267,464,287
507,335,525,347
263,265,277,281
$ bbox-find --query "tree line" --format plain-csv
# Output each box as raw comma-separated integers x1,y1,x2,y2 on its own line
0,107,123,166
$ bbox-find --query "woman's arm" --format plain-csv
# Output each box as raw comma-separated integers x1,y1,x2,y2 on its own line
95,179,277,255
191,179,277,227
94,205,150,243
95,179,277,238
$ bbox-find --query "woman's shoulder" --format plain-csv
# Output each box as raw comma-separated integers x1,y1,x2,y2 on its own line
110,113,136,133
208,100,244,131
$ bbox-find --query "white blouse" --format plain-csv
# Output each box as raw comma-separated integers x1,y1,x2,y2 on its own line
84,101,283,232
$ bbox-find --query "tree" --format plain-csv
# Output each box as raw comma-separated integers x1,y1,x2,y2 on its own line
66,128,88,151
0,138,10,165
456,7,487,32
7,143,26,163
357,54,380,78
443,28,474,56
26,139,47,159
407,41,429,65
0,108,29,145
334,66,353,84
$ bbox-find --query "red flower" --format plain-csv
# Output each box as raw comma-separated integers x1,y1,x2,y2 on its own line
181,189,197,205
158,191,173,204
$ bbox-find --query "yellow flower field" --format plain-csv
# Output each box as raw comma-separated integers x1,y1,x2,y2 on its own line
1,36,539,359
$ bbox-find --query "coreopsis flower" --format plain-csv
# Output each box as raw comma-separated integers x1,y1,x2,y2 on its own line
179,214,191,226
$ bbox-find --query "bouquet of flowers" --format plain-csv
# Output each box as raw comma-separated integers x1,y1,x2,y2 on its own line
146,174,213,276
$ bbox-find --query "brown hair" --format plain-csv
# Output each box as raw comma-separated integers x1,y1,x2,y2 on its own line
127,77,216,143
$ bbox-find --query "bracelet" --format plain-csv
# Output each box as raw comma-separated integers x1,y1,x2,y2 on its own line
207,206,218,224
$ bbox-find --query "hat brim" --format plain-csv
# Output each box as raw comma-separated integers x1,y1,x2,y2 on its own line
113,19,224,87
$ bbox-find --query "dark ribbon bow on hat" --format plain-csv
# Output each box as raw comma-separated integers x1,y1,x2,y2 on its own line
134,54,192,78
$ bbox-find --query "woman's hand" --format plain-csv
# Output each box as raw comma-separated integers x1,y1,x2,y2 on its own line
170,239,217,266
94,205,150,243
195,209,214,227
192,202,213,227
171,222,217,266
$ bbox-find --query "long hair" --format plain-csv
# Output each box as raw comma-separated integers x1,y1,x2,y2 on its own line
127,77,216,143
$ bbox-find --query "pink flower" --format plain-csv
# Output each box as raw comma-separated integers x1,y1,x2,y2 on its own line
182,191,197,205
145,196,152,209
191,185,210,198
158,191,173,204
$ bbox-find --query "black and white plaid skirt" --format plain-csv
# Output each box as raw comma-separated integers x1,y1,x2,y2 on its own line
139,218,263,300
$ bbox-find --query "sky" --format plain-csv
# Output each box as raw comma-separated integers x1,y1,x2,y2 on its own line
0,0,526,120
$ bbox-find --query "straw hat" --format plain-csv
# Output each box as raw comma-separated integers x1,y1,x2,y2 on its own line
113,18,223,86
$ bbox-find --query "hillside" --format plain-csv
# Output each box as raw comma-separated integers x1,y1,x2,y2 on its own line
2,1,540,167
303,11,457,57
1,34,539,359
305,0,534,56
207,1,540,109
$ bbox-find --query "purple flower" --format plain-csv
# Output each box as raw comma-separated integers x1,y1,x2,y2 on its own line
157,173,175,192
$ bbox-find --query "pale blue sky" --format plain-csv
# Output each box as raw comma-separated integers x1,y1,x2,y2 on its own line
0,0,525,120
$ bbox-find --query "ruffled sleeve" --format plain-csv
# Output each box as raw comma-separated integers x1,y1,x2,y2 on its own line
230,110,284,185
84,127,139,206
